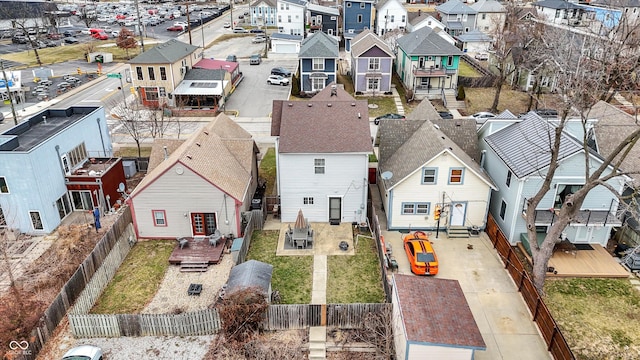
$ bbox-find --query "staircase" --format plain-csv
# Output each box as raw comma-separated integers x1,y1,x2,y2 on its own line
443,90,466,110
180,261,209,272
308,326,327,360
447,226,470,238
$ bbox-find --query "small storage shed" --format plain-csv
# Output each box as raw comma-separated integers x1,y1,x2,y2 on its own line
226,260,273,301
271,33,303,54
392,275,486,360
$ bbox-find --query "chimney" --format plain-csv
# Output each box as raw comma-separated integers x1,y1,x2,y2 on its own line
480,150,487,168
43,115,47,124
163,146,168,160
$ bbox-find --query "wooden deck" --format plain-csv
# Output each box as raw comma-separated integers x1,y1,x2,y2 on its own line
519,243,630,278
168,237,226,265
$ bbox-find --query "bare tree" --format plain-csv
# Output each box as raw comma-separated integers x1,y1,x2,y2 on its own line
342,305,395,359
0,1,56,67
116,27,138,59
75,6,96,29
488,4,545,113
148,105,172,139
109,99,149,158
524,19,640,293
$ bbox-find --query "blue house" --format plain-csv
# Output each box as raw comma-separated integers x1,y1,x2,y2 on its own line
478,112,624,247
250,0,278,27
298,31,339,93
350,29,395,94
307,3,340,37
343,0,375,51
0,107,116,234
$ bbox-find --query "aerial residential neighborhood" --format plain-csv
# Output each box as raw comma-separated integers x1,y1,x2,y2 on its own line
1,0,640,359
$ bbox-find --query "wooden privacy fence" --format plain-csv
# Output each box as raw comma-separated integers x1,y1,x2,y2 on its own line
69,309,221,338
21,208,133,360
485,214,574,360
69,303,390,338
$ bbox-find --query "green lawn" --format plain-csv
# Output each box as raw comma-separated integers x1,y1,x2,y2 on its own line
247,231,313,304
357,96,397,118
544,278,640,359
91,240,175,314
326,235,385,303
458,61,482,78
259,148,277,196
114,146,152,158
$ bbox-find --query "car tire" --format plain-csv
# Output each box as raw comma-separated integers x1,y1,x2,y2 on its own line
281,83,286,86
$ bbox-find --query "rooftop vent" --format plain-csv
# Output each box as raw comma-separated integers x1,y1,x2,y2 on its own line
288,103,293,107
351,102,356,106
328,103,332,107
433,124,440,129
196,142,201,147
163,146,169,160
43,115,47,124
358,112,361,118
308,103,313,107
186,155,192,160
204,130,209,135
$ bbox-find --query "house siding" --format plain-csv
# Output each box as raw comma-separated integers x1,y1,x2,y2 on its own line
343,1,373,33
0,109,111,234
375,0,407,36
407,343,473,359
387,154,491,230
353,56,393,93
278,153,369,223
131,163,239,238
300,58,337,92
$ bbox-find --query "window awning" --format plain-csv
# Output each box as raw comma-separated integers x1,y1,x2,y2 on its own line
310,72,328,79
365,72,382,78
172,80,226,96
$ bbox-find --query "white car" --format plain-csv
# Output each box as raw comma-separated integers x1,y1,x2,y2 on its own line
173,21,188,28
62,345,103,360
267,75,289,86
223,22,231,28
471,112,496,123
252,36,267,43
475,52,489,61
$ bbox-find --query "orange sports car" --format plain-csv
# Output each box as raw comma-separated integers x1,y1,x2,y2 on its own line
403,231,439,275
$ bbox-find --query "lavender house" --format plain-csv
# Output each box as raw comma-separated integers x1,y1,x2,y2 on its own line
350,29,395,94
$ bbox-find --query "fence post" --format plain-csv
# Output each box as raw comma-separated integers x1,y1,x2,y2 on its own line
548,327,558,351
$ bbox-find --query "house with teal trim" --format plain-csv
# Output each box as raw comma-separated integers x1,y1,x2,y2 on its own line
377,99,496,233
395,26,463,100
479,112,624,246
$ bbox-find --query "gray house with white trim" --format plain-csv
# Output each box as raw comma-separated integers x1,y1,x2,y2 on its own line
298,31,339,93
436,0,478,36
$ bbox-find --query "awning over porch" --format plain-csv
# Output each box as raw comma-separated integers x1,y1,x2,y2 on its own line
173,80,226,96
310,72,329,79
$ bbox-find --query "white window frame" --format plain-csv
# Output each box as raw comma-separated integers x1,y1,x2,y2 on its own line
367,78,380,91
312,58,323,70
368,58,380,70
0,176,9,193
314,158,325,174
312,77,325,91
304,197,314,205
30,210,44,231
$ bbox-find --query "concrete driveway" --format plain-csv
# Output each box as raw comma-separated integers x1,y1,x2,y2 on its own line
370,185,552,360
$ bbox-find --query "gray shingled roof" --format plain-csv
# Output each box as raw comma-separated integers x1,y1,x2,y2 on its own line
432,118,482,162
483,113,583,178
251,0,277,8
378,119,496,190
589,101,640,184
299,31,339,58
130,114,256,202
307,3,340,15
226,260,273,296
436,0,477,14
280,0,308,7
130,39,199,64
272,85,372,154
532,0,584,10
470,0,506,13
456,29,493,42
405,97,442,121
394,275,486,349
351,29,394,58
397,26,463,56
271,33,303,41
592,0,640,7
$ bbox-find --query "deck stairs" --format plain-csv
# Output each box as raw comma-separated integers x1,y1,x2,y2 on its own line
180,261,209,272
447,226,470,238
443,90,466,110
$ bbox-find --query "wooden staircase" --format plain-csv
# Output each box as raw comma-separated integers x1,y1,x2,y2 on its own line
180,261,209,272
443,90,466,110
447,226,470,238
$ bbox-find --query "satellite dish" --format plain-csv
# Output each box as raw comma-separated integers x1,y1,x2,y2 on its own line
118,182,125,192
381,171,393,180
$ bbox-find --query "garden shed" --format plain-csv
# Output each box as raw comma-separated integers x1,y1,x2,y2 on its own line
392,275,485,360
226,260,273,301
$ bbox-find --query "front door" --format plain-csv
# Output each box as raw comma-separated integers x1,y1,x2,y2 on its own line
191,213,217,236
329,197,341,223
450,202,466,226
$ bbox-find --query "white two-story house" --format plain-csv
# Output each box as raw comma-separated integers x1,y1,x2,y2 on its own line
277,0,307,36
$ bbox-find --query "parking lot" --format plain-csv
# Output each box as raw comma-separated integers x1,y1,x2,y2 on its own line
204,35,298,118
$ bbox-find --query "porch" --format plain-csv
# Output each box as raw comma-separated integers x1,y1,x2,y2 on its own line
533,209,622,227
519,233,629,278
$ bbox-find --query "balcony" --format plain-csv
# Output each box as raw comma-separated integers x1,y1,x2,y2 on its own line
531,208,622,226
413,66,457,77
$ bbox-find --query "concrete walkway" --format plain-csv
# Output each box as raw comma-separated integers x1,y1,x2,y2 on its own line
391,86,404,116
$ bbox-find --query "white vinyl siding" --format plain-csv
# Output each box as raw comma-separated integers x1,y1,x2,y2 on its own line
131,164,238,238
278,153,368,223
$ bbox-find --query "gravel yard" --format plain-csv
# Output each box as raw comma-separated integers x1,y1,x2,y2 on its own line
144,255,235,313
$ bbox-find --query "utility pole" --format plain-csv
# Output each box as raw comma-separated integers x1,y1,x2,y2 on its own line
133,0,145,52
230,0,234,29
186,3,193,45
1,61,18,125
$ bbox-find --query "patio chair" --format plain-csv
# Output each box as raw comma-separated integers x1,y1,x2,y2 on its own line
176,237,188,249
307,229,314,246
209,229,222,246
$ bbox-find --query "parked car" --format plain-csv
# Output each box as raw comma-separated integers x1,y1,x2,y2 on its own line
238,14,244,19
11,35,27,44
534,108,559,119
250,28,264,33
62,345,103,360
249,54,261,65
46,33,62,40
223,22,231,28
166,25,185,31
271,67,291,77
57,81,73,89
374,113,405,125
475,52,489,61
471,111,496,121
173,21,188,28
233,27,248,33
38,80,53,87
251,35,267,43
226,54,237,62
63,36,79,44
267,75,289,86
62,30,76,37
92,32,109,40
403,231,439,276
438,111,453,119
31,86,49,96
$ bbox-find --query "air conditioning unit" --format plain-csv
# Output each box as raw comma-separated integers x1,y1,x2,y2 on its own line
180,66,188,75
